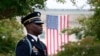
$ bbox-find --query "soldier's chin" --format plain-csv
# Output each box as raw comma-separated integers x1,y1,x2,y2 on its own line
38,31,42,35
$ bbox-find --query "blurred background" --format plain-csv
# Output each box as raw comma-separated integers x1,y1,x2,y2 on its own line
0,0,100,56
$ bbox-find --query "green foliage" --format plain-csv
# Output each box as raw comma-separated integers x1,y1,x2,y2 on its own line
88,0,100,7
0,0,46,19
59,0,100,56
56,37,100,56
56,0,66,3
62,27,83,39
83,0,100,39
0,18,23,56
62,0,100,40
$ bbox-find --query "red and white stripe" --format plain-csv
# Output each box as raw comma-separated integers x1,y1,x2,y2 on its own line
46,15,69,55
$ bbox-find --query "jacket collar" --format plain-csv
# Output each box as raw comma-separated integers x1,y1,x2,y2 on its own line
26,35,44,51
28,34,38,42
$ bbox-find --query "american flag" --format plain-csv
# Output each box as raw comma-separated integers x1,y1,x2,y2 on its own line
46,15,69,55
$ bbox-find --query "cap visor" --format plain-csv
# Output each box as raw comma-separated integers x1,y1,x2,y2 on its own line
34,21,44,24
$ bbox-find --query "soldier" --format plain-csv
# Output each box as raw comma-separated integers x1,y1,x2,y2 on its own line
15,11,48,56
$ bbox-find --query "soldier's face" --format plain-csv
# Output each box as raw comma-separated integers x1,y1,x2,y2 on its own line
31,23,43,35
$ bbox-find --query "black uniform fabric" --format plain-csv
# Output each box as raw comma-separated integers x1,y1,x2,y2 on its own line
15,35,48,56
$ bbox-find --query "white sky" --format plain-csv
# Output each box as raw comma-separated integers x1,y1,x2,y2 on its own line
46,0,90,9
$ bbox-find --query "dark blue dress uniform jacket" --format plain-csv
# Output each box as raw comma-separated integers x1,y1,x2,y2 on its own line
15,35,48,56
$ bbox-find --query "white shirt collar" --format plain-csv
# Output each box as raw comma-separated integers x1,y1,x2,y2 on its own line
28,33,38,42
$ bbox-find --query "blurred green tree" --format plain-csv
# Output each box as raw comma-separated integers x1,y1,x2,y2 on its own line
62,0,100,40
0,18,23,56
56,37,100,56
0,0,46,19
57,0,100,56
